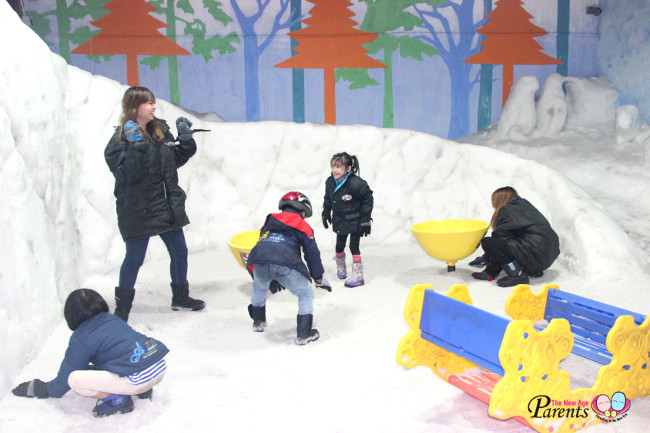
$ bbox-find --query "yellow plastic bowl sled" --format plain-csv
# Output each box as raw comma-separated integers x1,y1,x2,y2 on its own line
227,229,260,269
411,219,489,271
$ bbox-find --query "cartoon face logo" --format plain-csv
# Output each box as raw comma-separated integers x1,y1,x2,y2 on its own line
591,392,630,419
595,394,610,412
611,392,626,411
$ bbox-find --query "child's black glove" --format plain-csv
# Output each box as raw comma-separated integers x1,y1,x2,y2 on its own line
315,277,332,292
12,379,49,399
359,219,371,237
322,212,331,229
269,279,285,294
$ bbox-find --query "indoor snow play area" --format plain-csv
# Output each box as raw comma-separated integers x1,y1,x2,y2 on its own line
1,1,650,433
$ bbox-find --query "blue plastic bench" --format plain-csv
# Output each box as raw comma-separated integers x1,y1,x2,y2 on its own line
537,288,646,365
419,289,508,375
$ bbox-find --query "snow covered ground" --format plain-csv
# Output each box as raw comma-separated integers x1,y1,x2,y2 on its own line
1,2,649,432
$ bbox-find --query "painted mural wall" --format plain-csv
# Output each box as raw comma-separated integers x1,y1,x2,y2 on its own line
23,0,601,139
598,0,650,123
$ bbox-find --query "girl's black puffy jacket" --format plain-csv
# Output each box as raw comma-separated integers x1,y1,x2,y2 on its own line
322,174,374,235
105,121,196,242
492,196,560,273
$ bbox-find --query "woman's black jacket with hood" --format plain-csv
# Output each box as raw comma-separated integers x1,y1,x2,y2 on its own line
105,121,196,241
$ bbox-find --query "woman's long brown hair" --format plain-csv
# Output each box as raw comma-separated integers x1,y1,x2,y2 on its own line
118,86,164,142
490,186,518,229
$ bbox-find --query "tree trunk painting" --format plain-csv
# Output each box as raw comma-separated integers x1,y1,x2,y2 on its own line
557,0,570,76
276,0,386,125
465,0,562,106
71,0,189,86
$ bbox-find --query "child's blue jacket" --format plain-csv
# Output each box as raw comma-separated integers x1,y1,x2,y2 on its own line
247,209,324,281
46,312,169,397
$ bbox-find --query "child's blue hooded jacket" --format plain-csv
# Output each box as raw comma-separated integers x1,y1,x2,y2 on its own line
46,312,169,398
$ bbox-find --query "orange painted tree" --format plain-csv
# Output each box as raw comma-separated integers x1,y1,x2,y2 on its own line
276,0,386,124
72,0,190,86
465,0,561,105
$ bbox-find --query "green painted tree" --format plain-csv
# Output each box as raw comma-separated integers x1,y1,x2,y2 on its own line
148,0,239,104
336,0,441,128
25,0,110,63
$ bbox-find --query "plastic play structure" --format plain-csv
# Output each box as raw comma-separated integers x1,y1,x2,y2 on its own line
411,219,489,271
396,283,650,432
227,229,260,269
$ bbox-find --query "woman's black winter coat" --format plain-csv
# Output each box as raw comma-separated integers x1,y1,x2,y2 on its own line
105,121,196,242
322,174,373,235
492,196,560,273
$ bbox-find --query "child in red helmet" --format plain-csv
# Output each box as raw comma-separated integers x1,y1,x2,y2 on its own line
246,192,331,345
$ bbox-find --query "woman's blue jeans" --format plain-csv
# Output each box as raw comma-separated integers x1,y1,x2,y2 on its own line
251,263,314,315
118,229,188,290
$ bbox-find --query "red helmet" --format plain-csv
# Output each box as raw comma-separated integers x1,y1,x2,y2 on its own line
278,191,313,218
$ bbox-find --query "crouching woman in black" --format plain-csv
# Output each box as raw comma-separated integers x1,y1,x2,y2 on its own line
472,186,560,287
12,289,168,417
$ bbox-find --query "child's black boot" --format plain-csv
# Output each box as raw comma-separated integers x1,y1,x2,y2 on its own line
248,304,267,332
497,261,529,287
170,282,206,311
92,394,134,417
295,314,319,345
114,287,135,322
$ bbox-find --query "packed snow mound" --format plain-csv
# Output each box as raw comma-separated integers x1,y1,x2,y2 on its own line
536,72,569,137
497,75,539,139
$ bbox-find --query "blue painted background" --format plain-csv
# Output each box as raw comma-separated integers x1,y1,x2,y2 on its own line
24,0,608,139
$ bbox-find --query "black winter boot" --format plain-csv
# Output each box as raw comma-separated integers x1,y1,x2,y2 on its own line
114,287,135,322
170,282,206,311
247,304,267,332
295,314,319,345
497,261,529,287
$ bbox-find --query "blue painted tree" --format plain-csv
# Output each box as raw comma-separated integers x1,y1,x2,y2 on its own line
230,0,299,121
408,0,485,139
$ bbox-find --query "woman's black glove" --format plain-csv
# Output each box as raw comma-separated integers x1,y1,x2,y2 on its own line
12,379,49,399
176,117,193,141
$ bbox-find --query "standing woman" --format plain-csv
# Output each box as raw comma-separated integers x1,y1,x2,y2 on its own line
105,86,205,322
471,186,560,287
